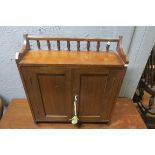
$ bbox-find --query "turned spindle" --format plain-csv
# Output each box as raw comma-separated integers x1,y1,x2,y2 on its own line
47,40,51,50
37,40,41,49
67,41,70,51
57,40,60,51
87,41,90,51
77,41,80,51
97,41,100,51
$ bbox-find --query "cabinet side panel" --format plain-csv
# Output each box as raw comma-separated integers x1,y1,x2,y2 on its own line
101,68,127,121
20,67,45,121
17,65,36,122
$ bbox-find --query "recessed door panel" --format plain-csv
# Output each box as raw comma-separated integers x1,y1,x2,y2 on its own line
38,74,68,116
79,75,108,116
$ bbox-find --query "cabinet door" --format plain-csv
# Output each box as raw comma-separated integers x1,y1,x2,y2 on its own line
73,67,126,122
21,66,72,122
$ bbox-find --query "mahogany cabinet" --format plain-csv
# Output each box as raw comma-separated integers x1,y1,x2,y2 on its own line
16,34,128,124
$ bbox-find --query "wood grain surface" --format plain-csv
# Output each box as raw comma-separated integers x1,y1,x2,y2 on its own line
20,51,125,67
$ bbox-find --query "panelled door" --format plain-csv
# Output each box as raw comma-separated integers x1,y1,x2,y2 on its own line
72,67,126,122
21,66,72,122
21,66,126,123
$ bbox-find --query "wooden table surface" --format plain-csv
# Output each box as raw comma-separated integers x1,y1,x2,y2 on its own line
0,98,147,129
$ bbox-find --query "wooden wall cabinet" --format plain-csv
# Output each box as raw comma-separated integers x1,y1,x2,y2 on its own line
16,34,128,124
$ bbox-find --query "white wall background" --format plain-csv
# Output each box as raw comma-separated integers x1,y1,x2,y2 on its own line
0,26,135,105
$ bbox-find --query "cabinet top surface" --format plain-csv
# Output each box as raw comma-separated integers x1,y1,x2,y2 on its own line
20,50,125,67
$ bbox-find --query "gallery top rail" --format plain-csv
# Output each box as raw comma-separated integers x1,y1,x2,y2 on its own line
16,33,128,65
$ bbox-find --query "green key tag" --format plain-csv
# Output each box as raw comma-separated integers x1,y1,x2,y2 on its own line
71,115,79,125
